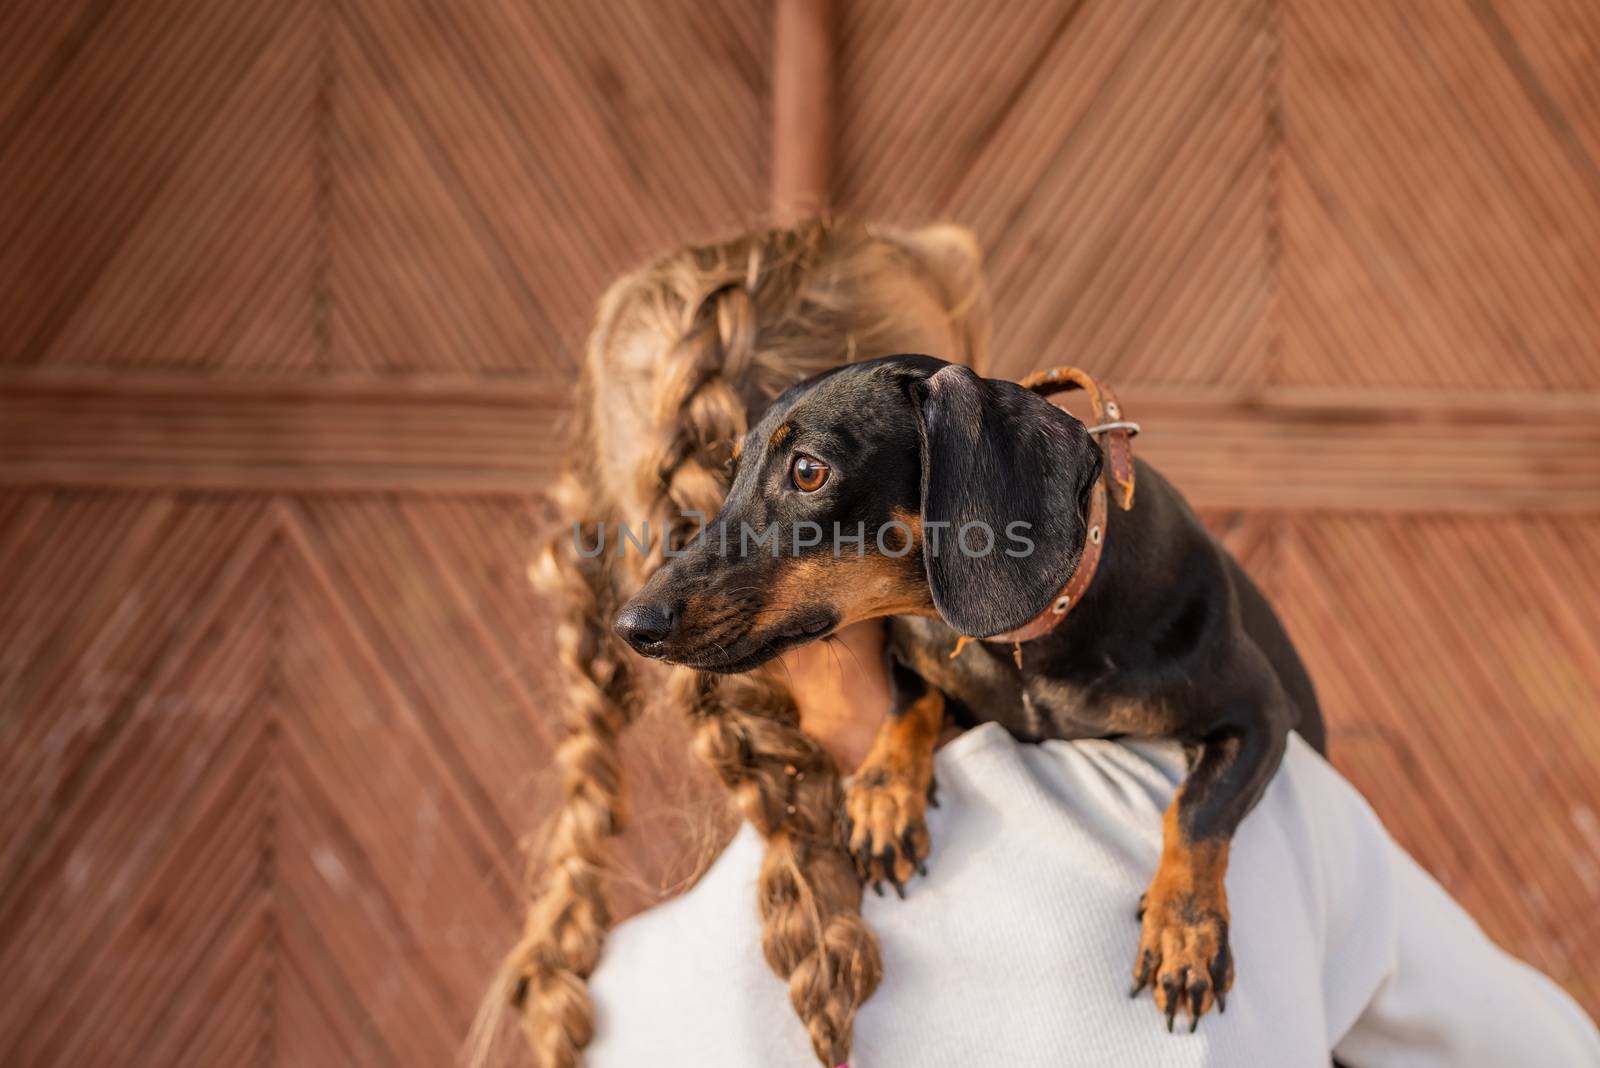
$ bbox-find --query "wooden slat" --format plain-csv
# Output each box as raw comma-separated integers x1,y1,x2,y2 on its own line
1127,385,1600,512
3,372,1597,511
0,372,569,494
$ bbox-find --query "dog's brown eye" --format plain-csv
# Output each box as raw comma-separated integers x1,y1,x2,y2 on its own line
790,454,829,493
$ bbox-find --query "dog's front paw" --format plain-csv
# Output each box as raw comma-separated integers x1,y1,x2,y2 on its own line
1130,885,1233,1032
841,767,933,898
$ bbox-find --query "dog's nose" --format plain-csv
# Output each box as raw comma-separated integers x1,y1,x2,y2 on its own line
614,602,676,654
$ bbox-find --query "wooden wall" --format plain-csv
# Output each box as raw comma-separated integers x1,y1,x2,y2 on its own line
1,2,1596,1064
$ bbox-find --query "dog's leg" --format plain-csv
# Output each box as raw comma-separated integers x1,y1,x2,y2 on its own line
1131,693,1288,1032
842,661,943,897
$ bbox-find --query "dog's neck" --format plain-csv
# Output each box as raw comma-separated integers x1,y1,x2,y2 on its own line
770,621,891,773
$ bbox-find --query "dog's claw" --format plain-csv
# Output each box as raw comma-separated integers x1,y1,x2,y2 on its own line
1131,888,1232,1033
1160,967,1187,1033
876,846,908,898
1130,948,1154,997
851,826,877,883
842,757,933,895
1210,941,1232,1014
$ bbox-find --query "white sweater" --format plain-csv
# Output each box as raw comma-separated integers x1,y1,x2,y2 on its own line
586,725,1600,1067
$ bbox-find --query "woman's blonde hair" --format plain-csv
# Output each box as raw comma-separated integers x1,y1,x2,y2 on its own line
473,217,988,1067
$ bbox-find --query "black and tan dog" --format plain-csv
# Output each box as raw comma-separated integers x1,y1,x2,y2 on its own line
614,355,1325,1032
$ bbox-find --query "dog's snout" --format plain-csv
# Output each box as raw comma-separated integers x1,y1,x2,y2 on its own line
614,601,676,655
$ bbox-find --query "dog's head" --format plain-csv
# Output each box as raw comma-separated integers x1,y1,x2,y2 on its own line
613,355,1103,672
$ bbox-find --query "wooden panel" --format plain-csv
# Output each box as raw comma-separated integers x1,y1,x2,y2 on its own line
0,372,570,493
324,0,769,376
835,0,1600,392
0,488,711,1066
1126,385,1600,512
0,0,767,376
5,373,1599,511
0,494,274,1066
837,0,1277,386
0,0,306,372
1278,0,1600,389
1489,0,1600,173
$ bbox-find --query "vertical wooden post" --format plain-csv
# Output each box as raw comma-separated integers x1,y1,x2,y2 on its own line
772,0,834,220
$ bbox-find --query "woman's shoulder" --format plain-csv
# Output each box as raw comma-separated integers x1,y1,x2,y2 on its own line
587,822,808,1063
588,727,1600,1066
587,725,1354,1065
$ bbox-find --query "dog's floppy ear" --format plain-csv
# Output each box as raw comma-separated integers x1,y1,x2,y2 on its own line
911,364,1102,638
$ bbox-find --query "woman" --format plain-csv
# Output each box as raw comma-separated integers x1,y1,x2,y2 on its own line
479,219,1599,1067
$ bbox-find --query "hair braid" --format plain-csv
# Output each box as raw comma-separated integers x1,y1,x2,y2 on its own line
480,255,750,1068
687,668,881,1064
472,456,640,1068
635,282,755,533
650,284,882,1066
478,218,980,1068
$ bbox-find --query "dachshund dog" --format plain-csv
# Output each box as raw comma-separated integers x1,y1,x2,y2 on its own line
614,355,1325,1032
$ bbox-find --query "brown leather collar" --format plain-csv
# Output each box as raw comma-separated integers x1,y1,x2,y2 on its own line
951,366,1137,665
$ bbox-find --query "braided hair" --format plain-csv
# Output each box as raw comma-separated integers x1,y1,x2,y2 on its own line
472,218,988,1067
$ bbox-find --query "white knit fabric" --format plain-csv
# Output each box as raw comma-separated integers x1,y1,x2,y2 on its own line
586,724,1600,1067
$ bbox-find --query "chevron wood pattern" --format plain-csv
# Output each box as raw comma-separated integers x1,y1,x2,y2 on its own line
0,490,717,1066
0,0,769,375
1,1,1597,1065
837,0,1280,386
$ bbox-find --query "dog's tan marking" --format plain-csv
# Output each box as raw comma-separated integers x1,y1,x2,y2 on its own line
1132,792,1234,1031
752,552,933,631
868,506,919,557
1100,696,1176,737
843,688,944,891
768,421,794,450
